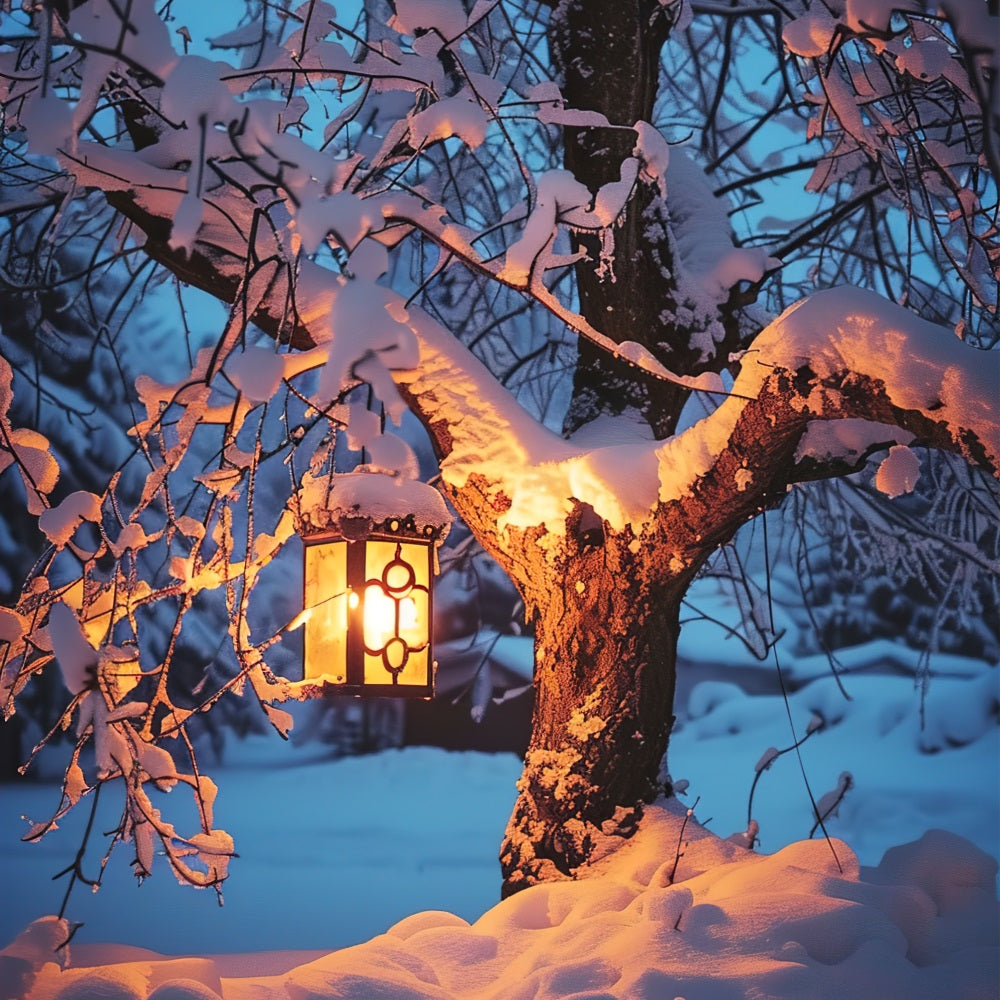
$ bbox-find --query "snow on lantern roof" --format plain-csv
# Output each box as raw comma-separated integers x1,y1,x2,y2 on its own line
296,468,451,541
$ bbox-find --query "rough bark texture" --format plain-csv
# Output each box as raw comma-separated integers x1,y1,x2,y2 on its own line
498,521,691,896
553,0,743,439
553,0,684,437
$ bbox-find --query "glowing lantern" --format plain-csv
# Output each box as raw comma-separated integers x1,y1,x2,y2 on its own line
296,472,448,699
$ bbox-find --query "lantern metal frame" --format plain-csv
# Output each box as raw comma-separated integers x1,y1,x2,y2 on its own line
298,513,442,700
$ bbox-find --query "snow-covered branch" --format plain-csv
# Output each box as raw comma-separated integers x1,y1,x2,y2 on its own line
424,287,998,560
650,287,999,563
745,287,998,476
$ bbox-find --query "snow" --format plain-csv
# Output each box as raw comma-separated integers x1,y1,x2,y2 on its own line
47,602,97,696
756,286,1000,455
794,418,913,466
18,8,989,552
223,347,286,406
530,85,613,129
3,785,996,999
38,492,102,549
631,121,670,196
1,748,523,956
782,12,837,59
736,286,1000,468
2,643,997,999
894,36,953,82
874,445,921,498
18,95,76,158
409,97,490,151
292,192,383,255
672,669,999,869
0,428,58,516
662,149,780,361
296,469,451,537
497,171,593,286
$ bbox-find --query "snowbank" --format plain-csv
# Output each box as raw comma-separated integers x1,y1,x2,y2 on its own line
5,801,996,1000
672,666,1000,869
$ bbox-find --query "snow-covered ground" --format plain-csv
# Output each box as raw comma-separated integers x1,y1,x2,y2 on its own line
671,658,1000,867
2,797,997,999
1,651,997,999
0,747,522,956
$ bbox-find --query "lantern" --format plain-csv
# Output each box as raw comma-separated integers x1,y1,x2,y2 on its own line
295,471,449,699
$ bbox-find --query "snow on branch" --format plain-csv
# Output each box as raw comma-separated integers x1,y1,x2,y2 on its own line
645,286,1000,562
3,2,729,397
744,287,999,473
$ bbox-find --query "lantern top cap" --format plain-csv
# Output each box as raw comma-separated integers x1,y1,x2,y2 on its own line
297,468,450,541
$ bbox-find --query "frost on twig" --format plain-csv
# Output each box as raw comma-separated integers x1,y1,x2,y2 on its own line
810,772,854,839
743,714,827,846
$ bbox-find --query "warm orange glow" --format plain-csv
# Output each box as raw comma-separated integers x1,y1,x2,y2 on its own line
399,596,418,633
301,530,436,696
363,586,421,651
302,538,348,684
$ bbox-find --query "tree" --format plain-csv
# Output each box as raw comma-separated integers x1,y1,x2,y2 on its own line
0,0,997,902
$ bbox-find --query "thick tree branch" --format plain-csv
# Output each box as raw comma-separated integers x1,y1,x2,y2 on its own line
652,287,999,566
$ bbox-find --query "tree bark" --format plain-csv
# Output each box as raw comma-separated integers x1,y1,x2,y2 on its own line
492,0,709,895
552,0,685,438
551,0,745,439
498,516,697,896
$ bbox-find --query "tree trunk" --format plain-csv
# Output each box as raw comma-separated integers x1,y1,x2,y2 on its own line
495,0,710,896
499,527,691,896
553,0,685,439
552,0,745,441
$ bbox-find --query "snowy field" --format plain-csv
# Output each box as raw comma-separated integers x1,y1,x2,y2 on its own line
1,653,997,998
0,747,522,956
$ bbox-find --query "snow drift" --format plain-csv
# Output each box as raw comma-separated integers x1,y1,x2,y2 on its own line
5,800,996,1000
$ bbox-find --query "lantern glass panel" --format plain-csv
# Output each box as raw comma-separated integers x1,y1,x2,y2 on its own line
362,539,431,687
303,538,348,684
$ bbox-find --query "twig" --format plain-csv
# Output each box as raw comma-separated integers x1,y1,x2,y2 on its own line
55,781,104,922
668,795,700,885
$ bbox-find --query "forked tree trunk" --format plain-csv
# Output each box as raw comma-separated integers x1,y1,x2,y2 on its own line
494,0,706,896
498,527,696,896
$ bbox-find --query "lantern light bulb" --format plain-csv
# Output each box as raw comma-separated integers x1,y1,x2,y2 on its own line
363,586,421,651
